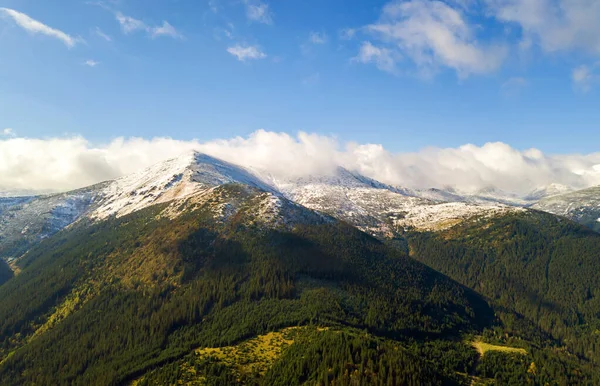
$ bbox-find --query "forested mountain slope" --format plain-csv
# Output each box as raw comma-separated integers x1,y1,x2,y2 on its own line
406,210,600,365
0,259,12,286
0,153,599,384
0,183,494,385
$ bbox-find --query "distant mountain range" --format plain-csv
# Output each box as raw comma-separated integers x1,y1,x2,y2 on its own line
533,185,600,232
0,151,524,261
0,151,596,263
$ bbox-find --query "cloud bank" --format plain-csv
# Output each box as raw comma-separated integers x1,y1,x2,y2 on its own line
0,130,599,196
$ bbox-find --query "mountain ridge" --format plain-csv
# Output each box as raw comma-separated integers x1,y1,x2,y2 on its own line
1,151,597,264
533,184,600,232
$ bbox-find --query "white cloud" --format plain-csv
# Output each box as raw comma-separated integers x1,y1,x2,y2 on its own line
572,64,598,92
352,0,600,78
0,8,80,48
309,32,327,44
353,41,398,74
340,28,356,40
301,32,329,55
2,131,600,196
1,128,15,137
115,12,182,39
84,59,99,67
150,21,183,39
243,0,272,24
94,27,112,42
227,44,266,61
487,0,600,54
363,0,507,77
116,12,146,34
0,136,200,193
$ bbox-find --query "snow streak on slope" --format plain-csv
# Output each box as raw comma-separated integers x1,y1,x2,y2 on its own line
161,184,333,231
0,186,105,260
393,202,524,232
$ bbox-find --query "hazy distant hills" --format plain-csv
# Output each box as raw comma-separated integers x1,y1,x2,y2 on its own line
533,185,600,232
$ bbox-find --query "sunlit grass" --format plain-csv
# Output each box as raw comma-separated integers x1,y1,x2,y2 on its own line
472,340,527,357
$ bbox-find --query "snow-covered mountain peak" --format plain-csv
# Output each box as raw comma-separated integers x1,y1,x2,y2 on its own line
91,151,273,219
260,166,397,196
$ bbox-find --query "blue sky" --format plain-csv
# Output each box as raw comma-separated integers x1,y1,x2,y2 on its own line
0,0,599,154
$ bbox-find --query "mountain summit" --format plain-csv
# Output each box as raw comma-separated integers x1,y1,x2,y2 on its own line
92,151,274,219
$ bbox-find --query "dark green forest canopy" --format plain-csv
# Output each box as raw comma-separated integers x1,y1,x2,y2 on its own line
0,259,12,286
0,185,492,385
0,185,598,385
406,211,600,365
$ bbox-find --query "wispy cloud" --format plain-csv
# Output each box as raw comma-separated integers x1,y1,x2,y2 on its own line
1,128,15,137
308,32,327,44
0,8,80,48
150,21,182,39
353,41,398,74
339,28,356,40
243,0,272,24
84,59,100,67
116,12,147,34
301,32,328,55
572,64,598,92
227,44,266,61
94,27,112,41
115,12,182,39
214,23,235,41
208,0,219,13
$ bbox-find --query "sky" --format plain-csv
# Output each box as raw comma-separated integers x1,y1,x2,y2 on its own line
0,0,600,194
